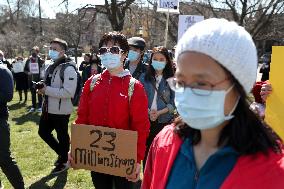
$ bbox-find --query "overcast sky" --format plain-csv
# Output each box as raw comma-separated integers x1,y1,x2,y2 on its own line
0,0,105,18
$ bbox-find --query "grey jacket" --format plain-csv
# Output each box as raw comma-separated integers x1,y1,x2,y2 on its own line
45,60,77,115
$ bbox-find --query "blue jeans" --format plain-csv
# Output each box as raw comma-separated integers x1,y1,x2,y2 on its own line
0,118,25,189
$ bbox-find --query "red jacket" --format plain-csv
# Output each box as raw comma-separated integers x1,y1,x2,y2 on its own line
142,124,284,189
252,81,267,104
75,70,150,162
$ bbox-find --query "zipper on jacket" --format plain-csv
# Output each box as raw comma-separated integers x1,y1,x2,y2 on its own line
52,70,58,83
59,99,61,110
193,170,199,189
103,76,112,123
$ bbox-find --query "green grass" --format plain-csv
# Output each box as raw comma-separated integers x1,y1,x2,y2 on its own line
0,93,94,189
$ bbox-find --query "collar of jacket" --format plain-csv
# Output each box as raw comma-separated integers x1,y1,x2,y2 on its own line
48,55,70,74
102,69,131,79
124,59,145,70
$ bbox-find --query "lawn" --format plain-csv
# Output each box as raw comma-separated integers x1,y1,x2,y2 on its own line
0,94,94,189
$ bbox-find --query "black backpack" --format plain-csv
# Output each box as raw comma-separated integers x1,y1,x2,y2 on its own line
59,63,82,106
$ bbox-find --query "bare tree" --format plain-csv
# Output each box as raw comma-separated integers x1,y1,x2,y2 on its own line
56,5,96,63
95,0,135,31
191,0,284,39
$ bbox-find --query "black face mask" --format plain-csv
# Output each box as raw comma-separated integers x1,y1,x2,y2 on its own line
32,53,37,58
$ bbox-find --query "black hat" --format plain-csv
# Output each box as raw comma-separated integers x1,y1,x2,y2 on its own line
127,37,146,50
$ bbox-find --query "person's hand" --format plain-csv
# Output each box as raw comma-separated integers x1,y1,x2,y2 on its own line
68,151,76,168
260,83,272,102
126,163,141,182
37,85,46,95
149,110,158,121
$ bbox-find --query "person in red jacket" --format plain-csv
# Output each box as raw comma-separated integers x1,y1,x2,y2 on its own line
142,18,284,189
75,31,150,189
250,81,268,119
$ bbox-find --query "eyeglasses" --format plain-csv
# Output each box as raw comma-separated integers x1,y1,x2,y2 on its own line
98,46,122,55
167,77,229,96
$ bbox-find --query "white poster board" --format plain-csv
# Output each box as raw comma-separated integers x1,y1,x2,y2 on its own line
157,0,179,13
30,63,39,74
13,62,24,73
178,15,204,40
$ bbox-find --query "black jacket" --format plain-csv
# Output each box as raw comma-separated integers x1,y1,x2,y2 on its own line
0,65,13,119
24,56,44,82
0,59,12,71
124,59,147,80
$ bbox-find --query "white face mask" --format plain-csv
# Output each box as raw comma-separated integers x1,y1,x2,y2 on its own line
175,85,239,130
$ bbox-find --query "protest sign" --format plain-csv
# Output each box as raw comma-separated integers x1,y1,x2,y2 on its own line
29,63,39,74
13,62,24,73
265,46,284,141
71,124,138,177
157,0,179,13
178,15,204,40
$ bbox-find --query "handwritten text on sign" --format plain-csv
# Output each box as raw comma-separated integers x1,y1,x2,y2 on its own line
29,63,39,74
159,0,178,9
71,124,138,177
178,15,204,40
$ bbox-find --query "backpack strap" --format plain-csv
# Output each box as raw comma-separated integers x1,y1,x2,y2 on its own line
128,77,136,103
59,62,76,82
90,75,135,103
90,74,101,91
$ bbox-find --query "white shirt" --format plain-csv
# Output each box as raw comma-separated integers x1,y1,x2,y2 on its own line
150,75,163,110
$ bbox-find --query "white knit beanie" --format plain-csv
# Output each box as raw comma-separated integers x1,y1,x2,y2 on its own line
175,18,257,93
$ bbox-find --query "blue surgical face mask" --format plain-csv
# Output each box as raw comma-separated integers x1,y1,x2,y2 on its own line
175,85,239,130
49,50,60,60
100,53,121,70
128,50,140,62
152,60,166,71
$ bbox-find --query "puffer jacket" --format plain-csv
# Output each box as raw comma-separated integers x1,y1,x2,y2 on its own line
44,57,77,115
75,69,150,162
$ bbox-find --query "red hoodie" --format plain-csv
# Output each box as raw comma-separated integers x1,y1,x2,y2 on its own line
142,124,284,189
75,70,150,162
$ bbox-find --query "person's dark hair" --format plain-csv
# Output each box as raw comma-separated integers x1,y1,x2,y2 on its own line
174,68,282,155
90,54,101,66
99,31,129,53
31,46,40,53
16,56,24,61
145,46,174,82
85,53,91,58
50,38,68,51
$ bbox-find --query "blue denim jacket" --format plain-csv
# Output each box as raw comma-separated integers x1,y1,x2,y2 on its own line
139,73,175,123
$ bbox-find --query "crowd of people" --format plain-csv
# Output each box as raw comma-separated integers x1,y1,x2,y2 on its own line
0,17,283,189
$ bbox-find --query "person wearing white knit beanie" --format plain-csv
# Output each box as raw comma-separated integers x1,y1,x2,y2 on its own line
141,18,284,189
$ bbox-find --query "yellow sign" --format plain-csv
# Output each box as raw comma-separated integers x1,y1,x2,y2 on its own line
71,124,138,177
265,46,284,141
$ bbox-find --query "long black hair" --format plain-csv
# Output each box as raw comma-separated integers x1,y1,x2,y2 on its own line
145,46,174,82
174,71,282,155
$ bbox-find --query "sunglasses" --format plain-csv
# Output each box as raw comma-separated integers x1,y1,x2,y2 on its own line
98,46,122,55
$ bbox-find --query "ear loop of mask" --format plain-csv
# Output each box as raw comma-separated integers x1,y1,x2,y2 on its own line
224,84,240,120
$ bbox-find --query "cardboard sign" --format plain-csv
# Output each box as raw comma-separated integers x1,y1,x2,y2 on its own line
265,46,284,141
71,124,138,177
30,62,39,74
178,15,204,40
157,0,179,13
